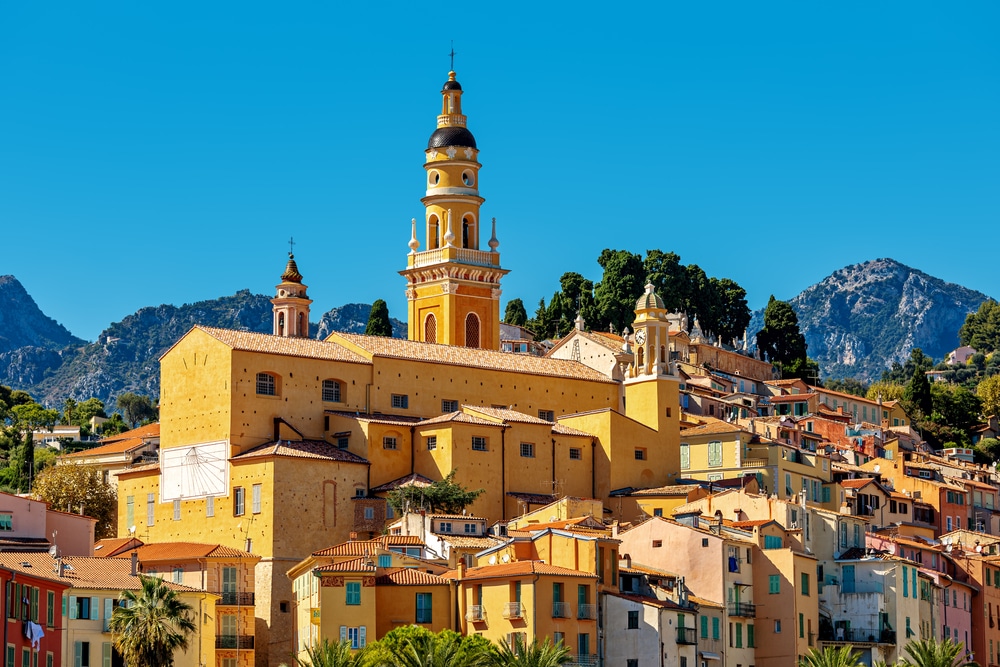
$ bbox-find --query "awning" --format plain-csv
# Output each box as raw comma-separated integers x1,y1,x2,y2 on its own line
700,652,721,661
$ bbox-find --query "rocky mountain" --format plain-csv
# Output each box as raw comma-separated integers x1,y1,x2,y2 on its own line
1,280,405,406
751,258,991,381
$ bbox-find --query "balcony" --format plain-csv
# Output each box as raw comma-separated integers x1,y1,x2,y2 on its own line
552,601,571,618
216,591,255,606
466,605,485,622
565,655,599,667
502,602,523,619
727,602,756,618
819,627,896,644
577,603,597,620
216,635,254,650
410,247,501,269
677,627,697,645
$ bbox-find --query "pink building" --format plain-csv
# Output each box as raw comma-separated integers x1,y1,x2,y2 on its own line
0,491,96,556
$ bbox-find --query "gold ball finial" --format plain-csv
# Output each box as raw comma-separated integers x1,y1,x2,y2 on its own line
448,71,457,80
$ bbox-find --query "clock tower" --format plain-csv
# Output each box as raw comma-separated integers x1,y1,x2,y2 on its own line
271,252,312,338
628,283,672,377
400,70,508,349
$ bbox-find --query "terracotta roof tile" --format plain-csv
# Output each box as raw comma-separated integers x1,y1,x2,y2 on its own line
627,485,698,497
315,557,376,573
114,463,160,476
840,478,877,489
443,560,598,581
326,411,424,427
436,535,505,550
312,536,424,557
687,595,724,608
506,491,557,505
375,568,450,586
93,538,144,557
551,423,593,437
99,423,160,444
232,439,369,464
122,542,256,562
680,422,747,437
64,437,152,459
729,519,775,528
0,553,204,592
329,332,617,384
418,412,498,427
609,591,688,610
463,406,553,425
371,473,435,493
191,326,369,364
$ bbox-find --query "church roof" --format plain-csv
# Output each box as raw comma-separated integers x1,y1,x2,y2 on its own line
188,326,368,364
281,254,303,283
328,333,617,384
427,126,476,149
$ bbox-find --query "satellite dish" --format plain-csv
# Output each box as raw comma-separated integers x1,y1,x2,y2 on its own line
47,545,58,558
488,555,497,565
874,465,881,474
976,545,983,553
128,525,137,535
501,554,510,563
887,544,895,554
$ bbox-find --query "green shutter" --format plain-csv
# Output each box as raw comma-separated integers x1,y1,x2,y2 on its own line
712,616,720,639
701,615,708,638
102,643,112,667
69,596,78,620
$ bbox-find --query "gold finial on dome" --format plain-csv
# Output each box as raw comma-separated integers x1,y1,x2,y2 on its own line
281,253,303,283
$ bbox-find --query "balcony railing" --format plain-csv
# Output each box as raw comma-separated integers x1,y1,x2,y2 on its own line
819,627,896,644
216,635,255,650
410,247,500,269
577,603,596,620
466,605,485,622
502,602,523,619
216,591,255,606
565,655,599,667
552,601,571,618
677,627,697,645
727,602,756,618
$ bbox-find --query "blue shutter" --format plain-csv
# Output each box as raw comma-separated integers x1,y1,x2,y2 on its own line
69,596,78,620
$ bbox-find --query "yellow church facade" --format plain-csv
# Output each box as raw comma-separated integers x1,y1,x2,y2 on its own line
114,69,686,666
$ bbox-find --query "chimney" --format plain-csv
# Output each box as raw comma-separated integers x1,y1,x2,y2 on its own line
349,532,359,541
622,553,632,569
457,559,466,580
130,552,138,577
611,521,620,538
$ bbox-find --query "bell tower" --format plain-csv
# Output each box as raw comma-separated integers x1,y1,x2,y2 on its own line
271,251,312,338
400,70,508,349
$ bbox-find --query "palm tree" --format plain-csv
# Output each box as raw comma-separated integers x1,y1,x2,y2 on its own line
491,636,570,667
798,646,865,667
900,638,979,667
300,638,369,667
108,574,196,667
368,628,492,667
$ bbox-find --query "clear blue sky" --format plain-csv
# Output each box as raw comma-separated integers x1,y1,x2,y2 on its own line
2,2,998,341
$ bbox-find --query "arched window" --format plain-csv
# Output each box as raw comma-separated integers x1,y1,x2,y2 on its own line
298,312,305,337
636,346,644,369
462,218,471,249
424,314,437,344
660,345,666,364
465,313,480,348
277,312,285,336
428,216,439,250
256,372,277,396
322,379,343,403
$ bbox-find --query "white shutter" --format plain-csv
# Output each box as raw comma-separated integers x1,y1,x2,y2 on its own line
74,642,82,667
359,626,366,647
340,626,347,642
91,597,100,620
102,643,112,667
69,596,78,620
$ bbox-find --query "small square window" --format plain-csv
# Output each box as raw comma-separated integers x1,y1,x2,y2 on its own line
256,373,276,396
442,399,458,412
426,436,437,451
569,448,582,460
355,488,366,498
538,410,555,421
472,436,488,451
337,436,350,449
627,610,639,629
383,436,398,450
364,507,375,520
520,443,534,458
634,448,646,461
702,538,709,547
652,540,662,548
653,508,663,517
322,379,342,403
392,394,409,409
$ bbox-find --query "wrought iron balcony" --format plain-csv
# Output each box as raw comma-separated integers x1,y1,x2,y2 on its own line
577,603,597,620
677,627,697,645
216,635,254,650
727,602,756,618
819,627,896,644
502,602,523,619
216,591,255,606
552,601,571,618
466,605,485,622
565,655,599,667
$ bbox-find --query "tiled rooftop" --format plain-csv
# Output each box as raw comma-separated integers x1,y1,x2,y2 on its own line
443,560,598,581
191,326,369,364
232,439,369,464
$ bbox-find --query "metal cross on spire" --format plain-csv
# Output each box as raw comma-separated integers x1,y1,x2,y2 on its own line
288,236,295,256
449,41,456,70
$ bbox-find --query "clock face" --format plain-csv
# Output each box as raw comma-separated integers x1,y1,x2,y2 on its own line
635,329,646,345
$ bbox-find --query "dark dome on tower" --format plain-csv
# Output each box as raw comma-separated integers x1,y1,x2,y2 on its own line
427,126,477,149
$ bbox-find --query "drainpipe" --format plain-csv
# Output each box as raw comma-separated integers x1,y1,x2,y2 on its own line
501,425,508,520
551,439,556,498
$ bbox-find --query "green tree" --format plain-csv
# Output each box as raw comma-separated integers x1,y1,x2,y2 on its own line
33,463,118,538
960,299,1000,353
593,249,644,335
643,250,689,313
526,298,557,340
756,296,814,379
974,437,1000,464
866,381,906,403
503,299,528,327
365,299,394,337
882,348,935,384
491,636,570,667
101,413,129,436
708,277,751,345
797,645,865,667
3,402,59,492
977,374,1000,418
903,367,933,419
825,378,869,397
109,574,196,667
386,469,484,516
115,393,158,428
899,637,978,667
300,638,369,667
368,627,492,667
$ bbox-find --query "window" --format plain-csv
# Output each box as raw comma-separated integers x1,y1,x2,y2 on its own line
680,443,690,469
391,394,409,409
364,507,375,520
465,313,480,348
472,436,488,451
538,410,555,421
577,634,590,658
173,499,181,521
355,488,365,498
769,575,780,594
70,596,96,620
634,448,646,461
442,399,458,413
346,582,361,605
256,372,276,396
146,493,155,526
0,514,11,531
383,436,398,450
234,487,245,516
653,508,663,517
322,380,342,402
801,572,809,596
337,436,350,449
712,617,720,640
424,313,437,343
652,540,663,548
125,496,134,528
378,554,392,568
426,436,437,451
774,619,781,633
569,448,581,460
736,622,743,648
416,593,433,623
341,626,366,649
799,613,804,638
464,523,477,534
207,496,214,517
439,522,452,533
628,610,639,629
520,443,534,458
708,441,723,467
627,661,638,667
46,591,54,628
173,568,183,584
701,615,708,638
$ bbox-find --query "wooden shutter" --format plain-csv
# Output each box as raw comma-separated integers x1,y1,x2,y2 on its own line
69,596,78,620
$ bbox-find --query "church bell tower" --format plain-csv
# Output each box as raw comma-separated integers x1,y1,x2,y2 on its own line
400,70,508,349
271,252,312,338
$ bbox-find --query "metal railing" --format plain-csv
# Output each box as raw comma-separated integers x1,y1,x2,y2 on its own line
216,635,255,650
466,605,485,622
552,601,571,618
565,655,599,667
727,602,756,618
677,627,697,645
577,603,596,620
216,591,255,606
502,602,523,619
820,627,896,644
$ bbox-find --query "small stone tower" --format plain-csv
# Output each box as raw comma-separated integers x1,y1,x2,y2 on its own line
271,253,312,338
